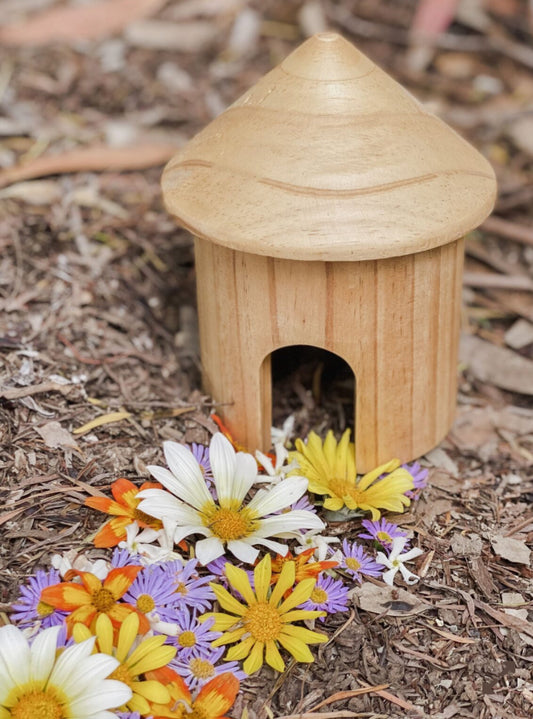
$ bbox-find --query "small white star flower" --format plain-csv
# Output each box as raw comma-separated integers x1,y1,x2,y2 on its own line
271,415,296,447
118,520,183,565
376,536,424,586
256,442,300,484
294,529,340,561
51,549,109,580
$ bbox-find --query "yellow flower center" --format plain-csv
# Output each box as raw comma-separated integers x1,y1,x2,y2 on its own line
175,582,188,595
133,506,157,524
310,587,328,604
328,478,363,504
110,664,133,687
91,587,116,612
203,506,258,542
188,706,208,719
189,658,215,680
377,531,392,544
36,600,54,617
136,594,155,613
345,557,361,572
11,690,64,719
244,601,282,642
178,630,197,648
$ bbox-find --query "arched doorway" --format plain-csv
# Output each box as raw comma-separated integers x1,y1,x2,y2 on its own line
269,345,355,442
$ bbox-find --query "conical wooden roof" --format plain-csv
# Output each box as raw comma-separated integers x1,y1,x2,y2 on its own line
162,33,496,261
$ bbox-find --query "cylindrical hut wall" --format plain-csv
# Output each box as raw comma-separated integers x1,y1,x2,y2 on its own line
194,236,464,472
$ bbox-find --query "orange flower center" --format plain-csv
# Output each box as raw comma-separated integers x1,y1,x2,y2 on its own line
110,664,133,687
11,690,64,719
178,630,197,648
136,594,155,613
36,600,54,617
133,506,158,525
310,587,328,604
244,601,282,642
203,506,258,542
189,658,215,680
345,557,361,572
91,587,116,612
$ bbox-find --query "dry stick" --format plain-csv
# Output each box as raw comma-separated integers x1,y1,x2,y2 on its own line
350,677,426,716
483,216,533,248
504,512,533,537
463,272,533,292
276,712,387,719
307,686,390,713
0,381,74,400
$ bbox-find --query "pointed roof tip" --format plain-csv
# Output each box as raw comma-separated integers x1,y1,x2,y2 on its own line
162,34,497,261
280,32,374,81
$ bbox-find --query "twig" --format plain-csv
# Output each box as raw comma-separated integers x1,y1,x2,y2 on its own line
276,713,385,719
483,216,533,248
351,676,426,716
463,272,533,292
308,685,390,713
0,381,75,400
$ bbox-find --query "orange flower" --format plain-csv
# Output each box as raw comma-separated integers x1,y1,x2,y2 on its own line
40,566,149,636
147,667,240,719
271,547,338,585
85,477,162,547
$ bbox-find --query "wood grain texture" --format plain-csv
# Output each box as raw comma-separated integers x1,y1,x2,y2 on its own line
162,33,496,261
195,237,464,471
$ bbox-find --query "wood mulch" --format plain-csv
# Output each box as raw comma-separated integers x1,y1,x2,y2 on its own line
1,1,532,718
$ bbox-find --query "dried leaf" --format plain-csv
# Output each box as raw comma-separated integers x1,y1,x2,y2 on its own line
505,318,533,349
353,582,430,617
0,179,62,204
124,20,218,52
450,533,483,558
73,411,132,435
490,535,531,565
0,143,178,189
35,421,79,451
0,0,166,46
460,334,533,396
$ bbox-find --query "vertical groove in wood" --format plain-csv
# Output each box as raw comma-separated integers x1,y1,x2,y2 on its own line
194,237,464,470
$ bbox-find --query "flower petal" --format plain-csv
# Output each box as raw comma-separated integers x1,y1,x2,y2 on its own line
210,433,237,504
265,640,285,672
195,536,225,565
247,477,307,515
242,640,264,675
163,441,214,508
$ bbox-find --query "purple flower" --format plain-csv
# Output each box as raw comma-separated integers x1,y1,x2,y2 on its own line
10,570,68,629
402,462,428,498
110,547,139,568
164,559,215,612
340,540,384,583
171,645,247,690
123,564,181,621
298,574,349,620
116,713,142,719
189,443,212,481
359,518,409,550
165,609,221,660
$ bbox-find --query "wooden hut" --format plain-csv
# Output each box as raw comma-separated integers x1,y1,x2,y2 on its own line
161,33,496,471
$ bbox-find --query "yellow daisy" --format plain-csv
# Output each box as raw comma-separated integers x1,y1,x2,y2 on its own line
201,553,327,675
73,611,176,715
290,429,414,519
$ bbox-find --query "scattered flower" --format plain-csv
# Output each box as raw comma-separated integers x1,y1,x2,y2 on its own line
85,477,162,547
51,549,110,580
359,518,409,550
10,569,69,629
290,429,414,518
271,547,337,586
73,612,175,715
0,623,131,718
339,540,385,582
403,461,429,498
271,415,295,447
138,433,324,565
148,667,240,719
40,565,149,635
202,554,328,674
294,529,340,561
376,536,424,586
122,563,184,625
170,645,246,690
164,609,221,659
118,520,182,566
189,442,213,480
164,558,216,613
298,573,349,619
256,442,299,483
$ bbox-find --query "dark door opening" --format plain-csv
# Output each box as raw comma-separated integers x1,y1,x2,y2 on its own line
270,345,355,441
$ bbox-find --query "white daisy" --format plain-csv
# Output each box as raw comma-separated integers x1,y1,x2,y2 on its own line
376,536,424,586
138,433,325,565
0,624,131,719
